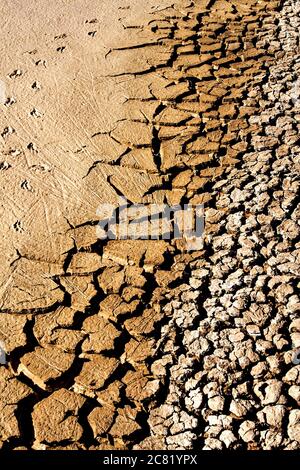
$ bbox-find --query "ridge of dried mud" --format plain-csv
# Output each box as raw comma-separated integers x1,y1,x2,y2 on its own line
0,0,299,450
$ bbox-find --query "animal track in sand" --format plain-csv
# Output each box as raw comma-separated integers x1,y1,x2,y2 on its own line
8,69,23,79
31,81,41,90
30,108,43,118
20,179,33,191
4,97,16,107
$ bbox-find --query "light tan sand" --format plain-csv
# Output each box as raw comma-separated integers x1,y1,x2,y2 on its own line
0,0,173,312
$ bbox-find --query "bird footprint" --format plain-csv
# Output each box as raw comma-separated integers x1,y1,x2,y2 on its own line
0,161,11,171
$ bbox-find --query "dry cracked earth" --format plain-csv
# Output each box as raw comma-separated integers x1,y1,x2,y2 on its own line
0,0,300,451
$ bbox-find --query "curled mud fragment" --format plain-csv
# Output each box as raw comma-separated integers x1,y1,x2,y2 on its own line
18,346,75,390
32,389,85,445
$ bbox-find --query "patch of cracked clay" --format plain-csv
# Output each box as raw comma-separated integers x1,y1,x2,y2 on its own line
0,0,299,452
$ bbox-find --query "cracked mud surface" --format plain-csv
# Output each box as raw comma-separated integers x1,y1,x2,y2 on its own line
0,0,300,451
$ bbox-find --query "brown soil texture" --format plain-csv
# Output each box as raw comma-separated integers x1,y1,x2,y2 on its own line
0,0,300,450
